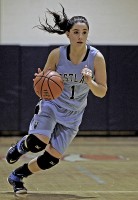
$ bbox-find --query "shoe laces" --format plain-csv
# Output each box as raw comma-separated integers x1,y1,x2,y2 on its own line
9,144,17,152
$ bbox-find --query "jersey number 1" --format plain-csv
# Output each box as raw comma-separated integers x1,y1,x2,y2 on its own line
70,85,75,99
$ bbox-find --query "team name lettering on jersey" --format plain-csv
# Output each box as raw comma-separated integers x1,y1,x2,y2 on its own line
60,73,85,84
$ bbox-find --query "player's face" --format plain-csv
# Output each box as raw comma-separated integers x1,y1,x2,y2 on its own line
67,23,89,46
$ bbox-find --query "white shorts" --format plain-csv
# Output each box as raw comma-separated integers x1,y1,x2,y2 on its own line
28,100,84,154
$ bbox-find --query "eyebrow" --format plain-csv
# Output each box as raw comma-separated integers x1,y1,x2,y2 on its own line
73,29,88,31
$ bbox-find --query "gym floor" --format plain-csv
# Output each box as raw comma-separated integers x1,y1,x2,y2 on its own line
0,135,138,200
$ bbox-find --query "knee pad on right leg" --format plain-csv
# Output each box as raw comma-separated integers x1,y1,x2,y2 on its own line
25,134,47,153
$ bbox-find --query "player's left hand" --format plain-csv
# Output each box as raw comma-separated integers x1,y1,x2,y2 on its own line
81,65,93,84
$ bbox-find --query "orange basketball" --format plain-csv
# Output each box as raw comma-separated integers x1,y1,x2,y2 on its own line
33,70,64,100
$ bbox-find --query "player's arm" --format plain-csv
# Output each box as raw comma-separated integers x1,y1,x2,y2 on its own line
35,48,60,76
43,48,60,72
82,52,107,98
90,52,107,98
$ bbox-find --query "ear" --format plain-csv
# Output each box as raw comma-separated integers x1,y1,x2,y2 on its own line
66,31,69,38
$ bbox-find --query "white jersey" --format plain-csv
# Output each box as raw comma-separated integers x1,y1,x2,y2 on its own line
53,45,99,111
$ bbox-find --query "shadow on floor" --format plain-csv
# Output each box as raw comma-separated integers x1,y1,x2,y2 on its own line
2,192,97,200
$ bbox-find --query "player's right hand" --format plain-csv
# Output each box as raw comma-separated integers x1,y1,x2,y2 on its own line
33,68,42,81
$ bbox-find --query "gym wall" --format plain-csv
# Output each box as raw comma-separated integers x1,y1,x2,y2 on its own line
1,0,138,45
0,45,138,133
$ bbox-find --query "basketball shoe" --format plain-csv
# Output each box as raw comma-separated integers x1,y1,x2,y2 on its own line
8,171,27,194
6,136,28,164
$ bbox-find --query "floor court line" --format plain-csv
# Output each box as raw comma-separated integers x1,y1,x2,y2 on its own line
1,190,138,193
76,166,106,184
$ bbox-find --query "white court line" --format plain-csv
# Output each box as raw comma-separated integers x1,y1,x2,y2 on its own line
76,166,106,184
1,190,138,193
93,191,138,193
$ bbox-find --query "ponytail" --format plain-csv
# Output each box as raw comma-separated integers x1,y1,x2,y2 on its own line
35,4,89,35
35,4,69,35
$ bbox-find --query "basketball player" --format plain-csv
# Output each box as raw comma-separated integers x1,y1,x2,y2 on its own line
6,5,107,194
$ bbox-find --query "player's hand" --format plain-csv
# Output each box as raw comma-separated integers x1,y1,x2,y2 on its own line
81,65,93,84
34,68,42,76
33,68,42,81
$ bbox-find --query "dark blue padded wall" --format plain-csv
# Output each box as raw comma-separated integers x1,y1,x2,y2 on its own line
0,45,138,132
0,46,20,130
108,46,138,130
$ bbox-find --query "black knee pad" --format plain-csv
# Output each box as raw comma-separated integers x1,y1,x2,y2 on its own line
37,151,59,170
26,134,47,153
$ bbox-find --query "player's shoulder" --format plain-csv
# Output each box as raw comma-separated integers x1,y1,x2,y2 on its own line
88,45,99,57
95,51,105,62
49,47,60,57
49,45,67,61
89,45,105,60
48,47,60,64
88,45,97,50
94,50,106,68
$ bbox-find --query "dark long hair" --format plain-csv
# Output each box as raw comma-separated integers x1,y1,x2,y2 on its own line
35,4,89,35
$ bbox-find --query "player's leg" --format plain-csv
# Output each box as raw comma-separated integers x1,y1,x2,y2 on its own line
7,102,57,193
8,146,61,194
9,123,78,175
7,122,78,194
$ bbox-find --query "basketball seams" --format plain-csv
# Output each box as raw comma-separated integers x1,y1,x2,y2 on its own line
41,76,49,98
47,79,54,99
47,74,63,90
47,74,61,79
34,76,43,88
33,71,45,88
34,70,52,88
34,71,50,98
34,71,64,100
49,77,63,91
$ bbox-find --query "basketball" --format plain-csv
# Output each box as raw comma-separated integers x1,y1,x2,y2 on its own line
33,70,64,100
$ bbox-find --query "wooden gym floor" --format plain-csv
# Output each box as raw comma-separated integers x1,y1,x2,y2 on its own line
0,135,138,200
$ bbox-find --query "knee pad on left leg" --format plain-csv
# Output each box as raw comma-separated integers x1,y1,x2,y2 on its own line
37,151,59,170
